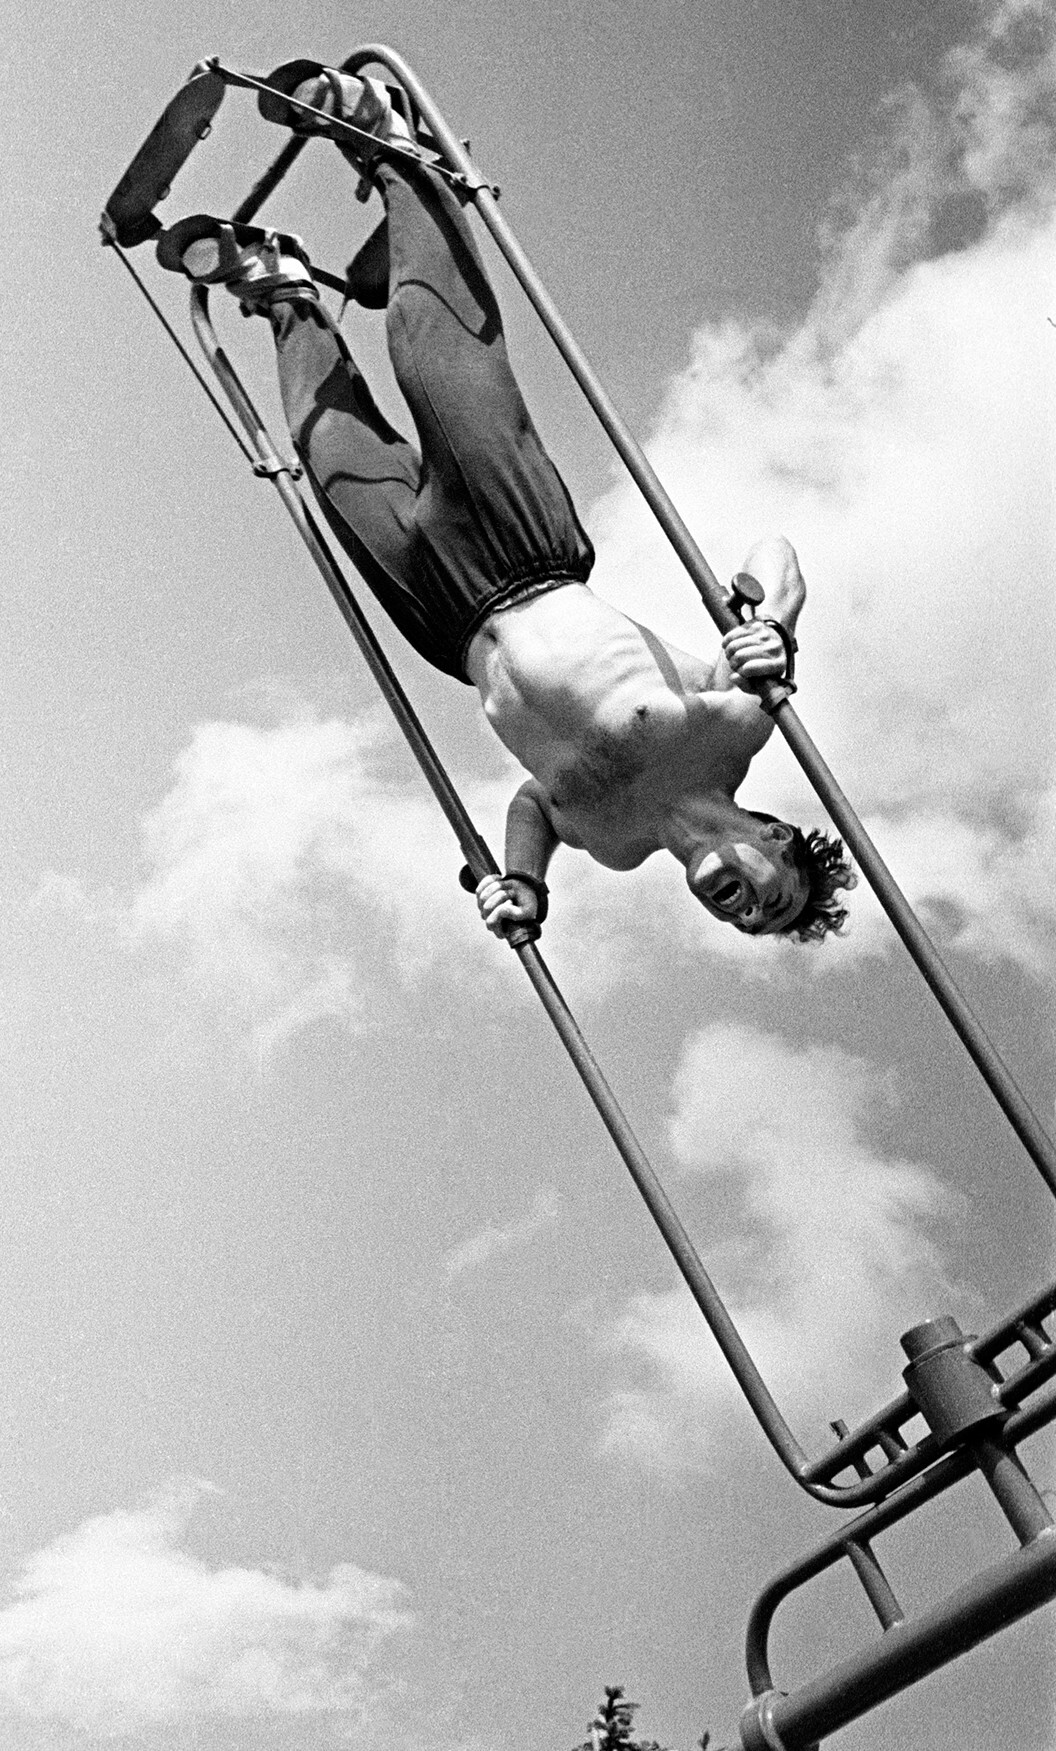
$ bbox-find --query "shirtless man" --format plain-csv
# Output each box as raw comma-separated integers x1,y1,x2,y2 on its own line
157,62,854,942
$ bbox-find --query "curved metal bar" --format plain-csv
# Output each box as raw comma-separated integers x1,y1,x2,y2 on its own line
195,283,1056,1520
744,1373,1056,1743
166,69,1056,1749
745,1447,974,1696
741,1529,1056,1751
342,44,1056,1200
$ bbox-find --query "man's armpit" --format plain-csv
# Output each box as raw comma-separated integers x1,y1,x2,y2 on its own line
634,621,720,693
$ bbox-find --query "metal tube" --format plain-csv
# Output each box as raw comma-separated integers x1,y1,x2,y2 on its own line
745,1447,975,1696
741,1529,1056,1750
511,940,813,1478
843,1539,904,1631
345,45,1056,1198
745,1381,1056,1706
970,1435,1054,1546
232,133,309,225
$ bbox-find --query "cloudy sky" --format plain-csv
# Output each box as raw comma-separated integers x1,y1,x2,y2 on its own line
1,1,1055,1747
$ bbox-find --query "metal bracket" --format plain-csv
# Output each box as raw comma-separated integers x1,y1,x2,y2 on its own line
252,458,303,481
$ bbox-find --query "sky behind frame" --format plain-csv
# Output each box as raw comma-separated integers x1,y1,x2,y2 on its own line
0,2,1054,1748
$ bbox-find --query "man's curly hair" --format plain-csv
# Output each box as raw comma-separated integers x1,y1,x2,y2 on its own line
749,812,858,943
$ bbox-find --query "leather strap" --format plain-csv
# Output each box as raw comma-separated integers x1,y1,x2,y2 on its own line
458,864,549,924
760,617,797,690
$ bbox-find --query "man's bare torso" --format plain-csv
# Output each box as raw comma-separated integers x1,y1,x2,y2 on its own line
464,584,770,867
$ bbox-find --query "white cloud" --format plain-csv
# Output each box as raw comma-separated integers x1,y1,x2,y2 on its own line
604,1024,955,1469
442,1185,559,1279
125,711,513,1049
0,1481,410,1735
586,3,1056,975
120,707,698,1045
846,792,1056,978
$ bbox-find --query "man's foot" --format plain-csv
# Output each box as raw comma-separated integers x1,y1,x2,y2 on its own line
258,59,417,168
155,215,319,314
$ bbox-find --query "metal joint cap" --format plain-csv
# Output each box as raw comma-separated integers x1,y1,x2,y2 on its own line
901,1316,1003,1448
739,1691,819,1751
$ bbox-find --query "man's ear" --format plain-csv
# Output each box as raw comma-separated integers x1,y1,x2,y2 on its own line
764,820,795,844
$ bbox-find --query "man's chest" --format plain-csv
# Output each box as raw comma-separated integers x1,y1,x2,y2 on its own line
543,720,675,868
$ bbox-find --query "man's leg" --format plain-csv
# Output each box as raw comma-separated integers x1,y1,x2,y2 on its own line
254,64,592,673
372,161,594,659
270,297,472,675
153,207,474,677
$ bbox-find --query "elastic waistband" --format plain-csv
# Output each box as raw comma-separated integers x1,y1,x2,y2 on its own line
456,569,591,678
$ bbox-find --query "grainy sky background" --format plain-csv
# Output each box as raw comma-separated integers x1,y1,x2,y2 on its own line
1,1,1054,1747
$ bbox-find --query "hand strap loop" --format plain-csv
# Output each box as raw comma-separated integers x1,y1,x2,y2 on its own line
458,863,549,924
503,870,550,923
760,617,798,691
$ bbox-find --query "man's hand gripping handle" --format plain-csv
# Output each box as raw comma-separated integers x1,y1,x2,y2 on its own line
721,571,797,697
458,864,548,944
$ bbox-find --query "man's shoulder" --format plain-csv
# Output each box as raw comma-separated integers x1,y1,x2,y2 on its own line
684,686,773,777
683,684,764,728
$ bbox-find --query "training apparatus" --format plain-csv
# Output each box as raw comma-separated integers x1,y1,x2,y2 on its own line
102,53,1056,1750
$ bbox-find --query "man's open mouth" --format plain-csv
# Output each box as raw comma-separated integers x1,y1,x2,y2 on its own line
712,878,743,909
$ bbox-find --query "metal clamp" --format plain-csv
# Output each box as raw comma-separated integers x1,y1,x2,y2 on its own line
252,458,303,481
739,1691,818,1751
901,1318,1003,1448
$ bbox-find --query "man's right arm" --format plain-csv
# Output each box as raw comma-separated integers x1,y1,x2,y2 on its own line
504,779,561,876
475,780,562,936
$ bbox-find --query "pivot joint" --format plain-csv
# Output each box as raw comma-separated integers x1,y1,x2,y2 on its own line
901,1316,1003,1448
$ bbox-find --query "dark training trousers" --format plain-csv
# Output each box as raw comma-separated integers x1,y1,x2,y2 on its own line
271,159,595,681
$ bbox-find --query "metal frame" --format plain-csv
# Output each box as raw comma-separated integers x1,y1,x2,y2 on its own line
101,52,1056,1748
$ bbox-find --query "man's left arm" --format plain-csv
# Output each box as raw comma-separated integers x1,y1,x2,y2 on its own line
475,779,561,937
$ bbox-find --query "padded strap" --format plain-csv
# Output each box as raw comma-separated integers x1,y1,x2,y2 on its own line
503,870,550,923
760,617,797,690
458,864,549,924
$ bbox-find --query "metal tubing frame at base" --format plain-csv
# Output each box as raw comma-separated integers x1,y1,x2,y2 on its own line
740,1365,1056,1749
742,1530,1056,1751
